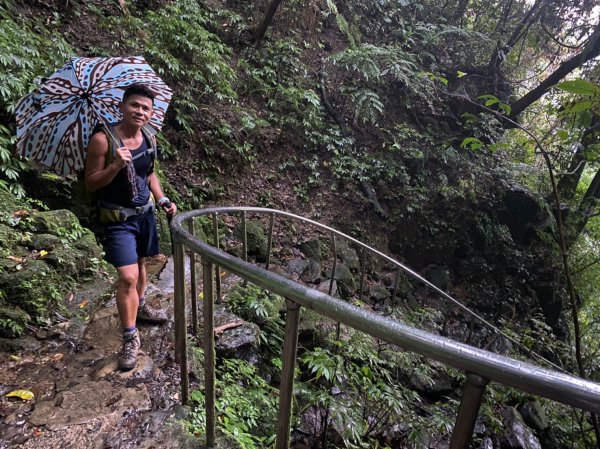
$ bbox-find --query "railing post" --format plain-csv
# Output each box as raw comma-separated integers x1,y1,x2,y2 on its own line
212,213,222,304
203,257,216,448
188,219,198,335
329,233,337,296
449,373,489,449
173,240,189,405
275,299,301,449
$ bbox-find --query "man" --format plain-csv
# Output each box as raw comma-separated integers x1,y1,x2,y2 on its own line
85,84,176,371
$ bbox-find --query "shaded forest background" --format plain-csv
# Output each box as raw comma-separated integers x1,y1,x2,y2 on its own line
1,0,600,447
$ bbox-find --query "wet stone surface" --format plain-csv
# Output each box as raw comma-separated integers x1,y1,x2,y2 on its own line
0,257,209,449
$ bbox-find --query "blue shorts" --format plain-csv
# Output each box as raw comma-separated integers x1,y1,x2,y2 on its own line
102,210,159,267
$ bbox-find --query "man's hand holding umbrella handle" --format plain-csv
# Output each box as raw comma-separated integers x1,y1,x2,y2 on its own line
114,146,132,169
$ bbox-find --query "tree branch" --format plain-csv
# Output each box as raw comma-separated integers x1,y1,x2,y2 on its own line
508,22,600,121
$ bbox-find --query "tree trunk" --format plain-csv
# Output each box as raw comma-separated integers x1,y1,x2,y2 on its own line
489,0,544,69
508,23,600,121
252,0,285,46
557,116,600,201
569,167,600,247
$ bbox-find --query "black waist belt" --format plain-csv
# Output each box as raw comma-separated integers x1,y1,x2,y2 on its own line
98,200,154,223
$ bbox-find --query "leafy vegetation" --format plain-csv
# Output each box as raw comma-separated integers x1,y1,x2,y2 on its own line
0,3,72,196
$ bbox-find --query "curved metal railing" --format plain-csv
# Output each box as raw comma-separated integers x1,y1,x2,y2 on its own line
170,207,600,449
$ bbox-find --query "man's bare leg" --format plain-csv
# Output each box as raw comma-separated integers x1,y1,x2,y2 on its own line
135,257,168,324
116,263,140,328
116,263,141,370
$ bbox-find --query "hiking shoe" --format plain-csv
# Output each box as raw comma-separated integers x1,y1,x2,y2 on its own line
137,302,168,324
118,329,140,371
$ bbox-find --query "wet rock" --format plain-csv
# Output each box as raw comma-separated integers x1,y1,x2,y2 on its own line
213,306,260,358
235,220,268,262
314,279,337,296
518,401,548,432
29,233,62,251
496,406,542,449
299,239,322,261
0,223,24,251
29,380,151,430
496,187,545,245
0,306,30,338
0,336,42,352
423,264,451,290
30,209,80,236
370,285,391,302
301,258,321,284
93,354,155,380
287,259,309,277
325,263,357,297
335,239,360,270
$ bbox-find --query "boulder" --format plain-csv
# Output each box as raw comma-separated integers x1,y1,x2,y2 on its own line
495,406,542,449
0,305,30,338
335,239,360,270
325,263,357,297
30,209,80,236
235,219,268,262
518,401,548,432
299,239,322,261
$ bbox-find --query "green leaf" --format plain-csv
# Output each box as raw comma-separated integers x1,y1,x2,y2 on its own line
556,79,600,96
460,137,483,151
563,101,594,114
456,70,467,78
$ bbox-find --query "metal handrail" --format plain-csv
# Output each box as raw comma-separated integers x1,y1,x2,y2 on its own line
171,207,600,448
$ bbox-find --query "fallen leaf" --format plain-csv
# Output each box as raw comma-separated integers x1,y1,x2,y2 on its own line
7,255,26,263
39,250,48,257
9,355,20,362
66,292,74,303
13,209,29,218
79,299,89,309
6,389,35,401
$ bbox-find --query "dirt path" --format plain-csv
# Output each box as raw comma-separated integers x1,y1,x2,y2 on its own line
0,256,202,449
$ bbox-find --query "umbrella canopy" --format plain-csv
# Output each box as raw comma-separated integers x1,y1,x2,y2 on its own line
15,56,172,176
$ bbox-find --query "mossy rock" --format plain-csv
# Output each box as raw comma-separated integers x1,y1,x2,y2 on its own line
299,239,321,262
43,246,92,277
235,220,268,262
0,224,25,252
0,305,30,338
28,233,62,251
325,263,357,296
72,228,103,260
30,209,80,236
0,259,61,318
335,239,360,270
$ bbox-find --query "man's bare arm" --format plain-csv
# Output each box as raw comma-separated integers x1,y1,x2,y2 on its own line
148,172,177,215
84,132,129,192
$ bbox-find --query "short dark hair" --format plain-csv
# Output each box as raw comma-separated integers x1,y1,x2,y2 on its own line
122,84,155,104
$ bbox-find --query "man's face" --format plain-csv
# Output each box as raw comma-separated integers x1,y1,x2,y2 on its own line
120,94,154,127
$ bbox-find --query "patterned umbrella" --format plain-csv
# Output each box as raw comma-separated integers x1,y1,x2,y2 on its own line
15,56,172,175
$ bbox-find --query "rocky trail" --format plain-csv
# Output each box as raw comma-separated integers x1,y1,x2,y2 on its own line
0,256,204,449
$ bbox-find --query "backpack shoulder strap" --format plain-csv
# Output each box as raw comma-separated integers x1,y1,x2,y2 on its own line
140,125,157,161
96,124,119,168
